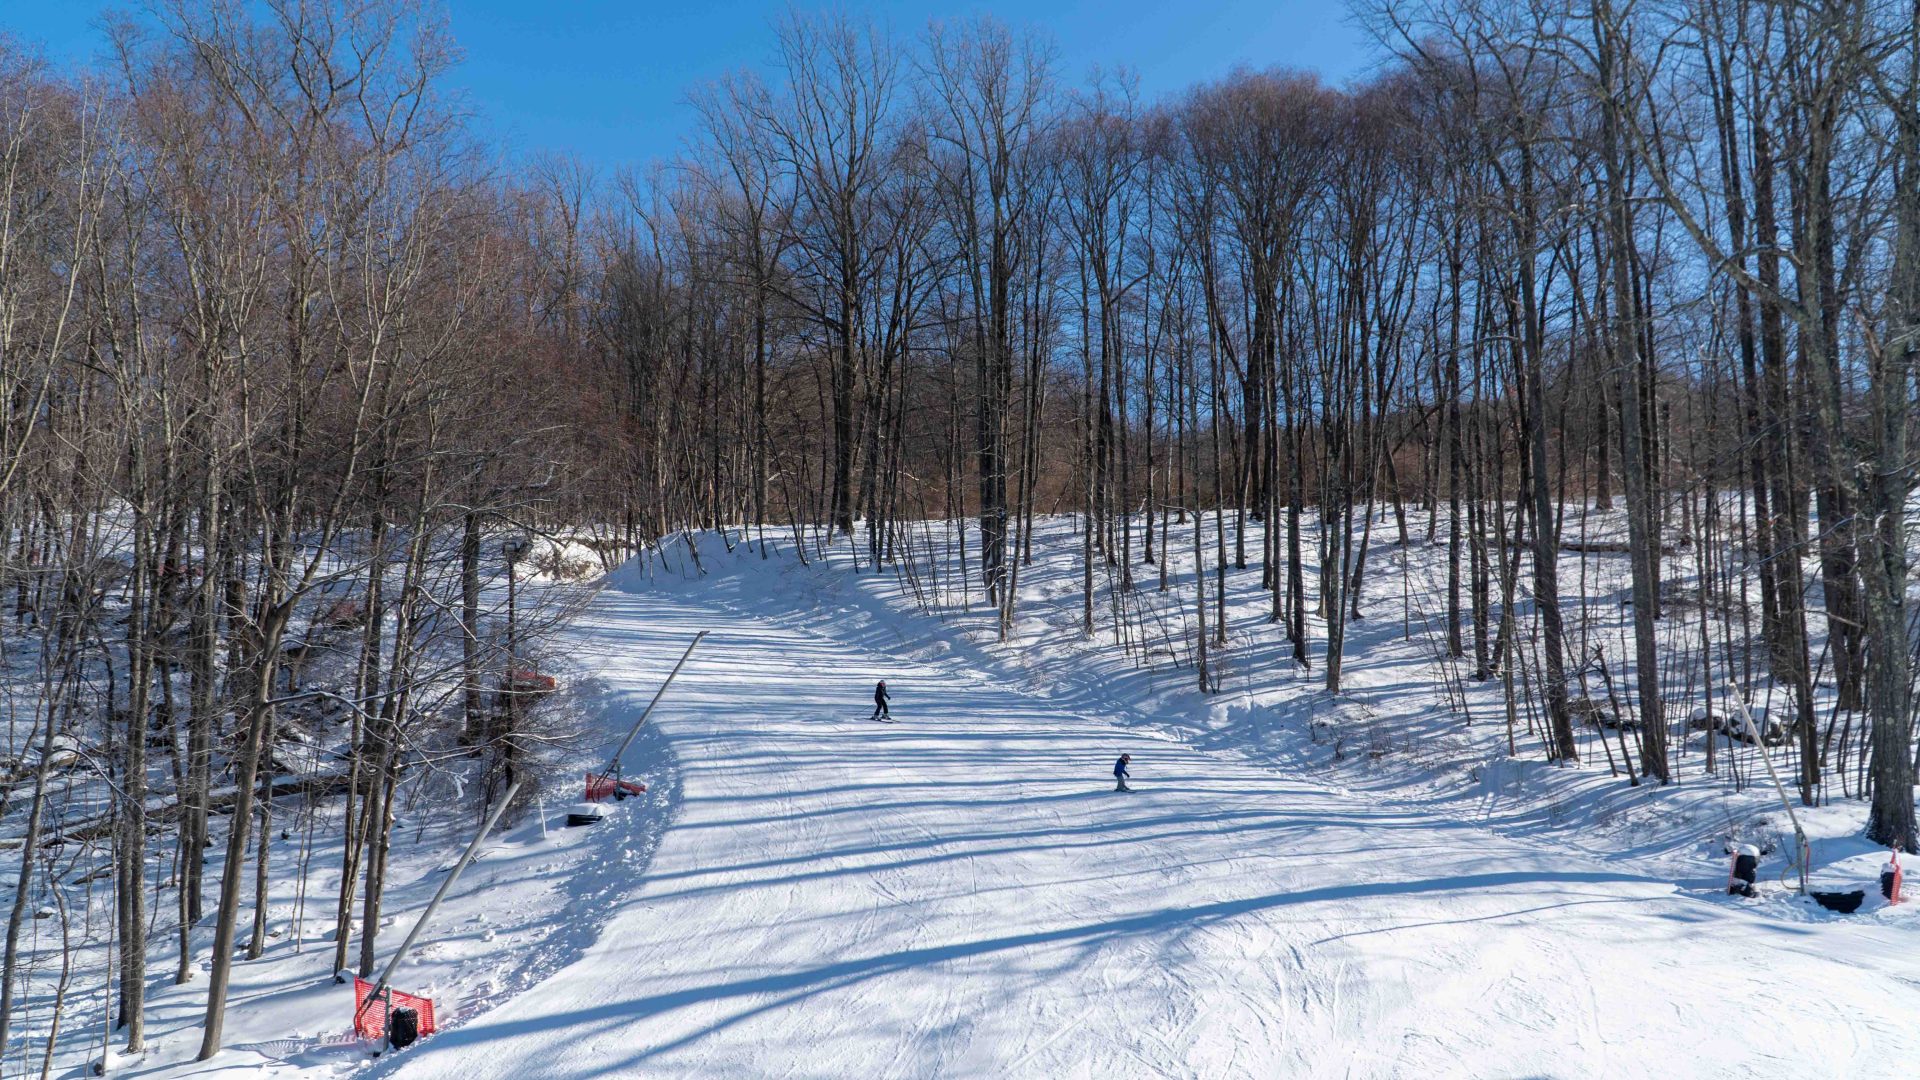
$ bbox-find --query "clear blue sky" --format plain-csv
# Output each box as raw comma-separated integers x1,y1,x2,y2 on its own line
4,2,1380,175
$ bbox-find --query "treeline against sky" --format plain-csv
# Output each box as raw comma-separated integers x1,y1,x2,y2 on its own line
0,0,1915,1064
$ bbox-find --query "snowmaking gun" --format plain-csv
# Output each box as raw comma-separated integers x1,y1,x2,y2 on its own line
586,630,707,802
1730,696,1809,897
352,778,523,1054
1728,699,1912,909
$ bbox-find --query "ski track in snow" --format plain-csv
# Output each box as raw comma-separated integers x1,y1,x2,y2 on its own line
378,568,1920,1079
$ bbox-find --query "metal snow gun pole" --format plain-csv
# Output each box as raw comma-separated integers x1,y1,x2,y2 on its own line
353,778,523,1053
594,630,707,794
1731,697,1808,896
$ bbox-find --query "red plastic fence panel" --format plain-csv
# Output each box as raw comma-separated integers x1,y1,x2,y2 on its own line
509,670,559,693
584,772,647,802
353,978,437,1039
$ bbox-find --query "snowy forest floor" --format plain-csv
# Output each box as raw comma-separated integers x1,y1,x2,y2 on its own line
84,509,1920,1076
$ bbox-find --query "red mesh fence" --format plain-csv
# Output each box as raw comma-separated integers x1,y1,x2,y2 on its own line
353,978,436,1040
584,772,647,802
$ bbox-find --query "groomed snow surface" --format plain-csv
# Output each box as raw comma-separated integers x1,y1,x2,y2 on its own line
97,513,1920,1078
357,520,1919,1080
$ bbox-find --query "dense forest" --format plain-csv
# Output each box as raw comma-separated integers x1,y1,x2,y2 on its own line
0,0,1915,1066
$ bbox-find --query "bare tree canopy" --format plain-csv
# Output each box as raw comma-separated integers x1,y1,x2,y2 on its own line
0,0,1916,1066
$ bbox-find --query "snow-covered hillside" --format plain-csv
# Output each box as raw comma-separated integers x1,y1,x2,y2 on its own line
310,513,1920,1077
61,509,1916,1077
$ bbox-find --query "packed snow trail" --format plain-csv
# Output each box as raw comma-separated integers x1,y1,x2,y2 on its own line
389,574,1920,1079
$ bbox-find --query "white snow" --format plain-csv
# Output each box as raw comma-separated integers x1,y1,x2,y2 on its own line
39,662,678,1078
352,524,1920,1078
35,509,1913,1077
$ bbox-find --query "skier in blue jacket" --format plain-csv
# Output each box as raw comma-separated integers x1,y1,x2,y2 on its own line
1113,753,1132,792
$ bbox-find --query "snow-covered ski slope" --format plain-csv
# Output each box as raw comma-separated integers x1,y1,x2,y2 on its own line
386,545,1920,1079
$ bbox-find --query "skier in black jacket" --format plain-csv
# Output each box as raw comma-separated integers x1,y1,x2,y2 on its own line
870,680,891,721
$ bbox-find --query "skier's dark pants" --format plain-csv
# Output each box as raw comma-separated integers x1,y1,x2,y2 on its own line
870,697,889,720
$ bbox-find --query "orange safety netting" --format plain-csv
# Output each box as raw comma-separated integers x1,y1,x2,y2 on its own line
353,978,436,1040
585,771,648,802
